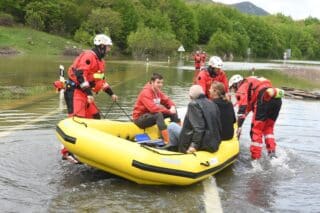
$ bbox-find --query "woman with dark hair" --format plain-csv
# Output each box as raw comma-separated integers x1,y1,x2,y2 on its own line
209,82,236,140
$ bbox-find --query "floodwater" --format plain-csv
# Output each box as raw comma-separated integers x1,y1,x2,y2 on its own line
0,56,320,212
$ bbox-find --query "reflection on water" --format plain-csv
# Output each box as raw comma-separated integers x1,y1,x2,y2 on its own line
1,57,320,212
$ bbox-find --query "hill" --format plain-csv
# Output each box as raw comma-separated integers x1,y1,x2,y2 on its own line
0,26,83,56
231,1,269,16
185,0,213,3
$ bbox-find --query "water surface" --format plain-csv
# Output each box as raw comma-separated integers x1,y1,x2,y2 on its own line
0,56,320,212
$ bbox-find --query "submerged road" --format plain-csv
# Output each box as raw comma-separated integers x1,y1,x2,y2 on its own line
1,60,319,212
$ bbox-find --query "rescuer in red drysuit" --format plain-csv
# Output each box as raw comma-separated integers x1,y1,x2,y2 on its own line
192,51,202,83
200,51,207,67
65,34,118,119
197,56,228,98
61,34,118,163
229,74,283,161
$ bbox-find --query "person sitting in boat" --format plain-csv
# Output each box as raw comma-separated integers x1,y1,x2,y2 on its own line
209,82,236,140
167,85,222,153
132,73,180,143
196,56,229,97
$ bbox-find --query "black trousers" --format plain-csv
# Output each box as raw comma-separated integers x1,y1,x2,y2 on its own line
134,112,180,130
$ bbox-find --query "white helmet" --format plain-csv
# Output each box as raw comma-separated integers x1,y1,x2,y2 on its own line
93,34,113,46
208,56,223,69
228,74,243,88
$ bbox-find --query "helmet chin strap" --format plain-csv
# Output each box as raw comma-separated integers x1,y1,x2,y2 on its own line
98,45,107,58
234,81,241,91
93,45,107,59
208,66,217,77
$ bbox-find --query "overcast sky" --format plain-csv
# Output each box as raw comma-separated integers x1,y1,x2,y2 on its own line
213,0,320,20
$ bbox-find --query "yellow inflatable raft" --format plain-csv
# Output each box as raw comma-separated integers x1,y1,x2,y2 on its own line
56,117,239,185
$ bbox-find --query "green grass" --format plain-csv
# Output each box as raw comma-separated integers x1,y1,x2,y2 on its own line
0,26,84,55
0,85,52,100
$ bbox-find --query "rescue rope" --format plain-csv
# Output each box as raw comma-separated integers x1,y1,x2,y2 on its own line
103,102,115,118
115,102,133,122
140,144,193,156
104,101,133,122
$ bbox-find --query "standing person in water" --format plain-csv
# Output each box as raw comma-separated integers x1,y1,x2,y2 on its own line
64,34,118,119
197,56,228,98
200,51,207,67
61,34,118,163
229,74,283,164
192,51,202,84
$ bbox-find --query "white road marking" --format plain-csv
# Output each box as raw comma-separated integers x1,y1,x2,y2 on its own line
203,177,223,213
0,108,60,138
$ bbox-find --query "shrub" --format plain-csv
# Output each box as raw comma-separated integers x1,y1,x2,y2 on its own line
0,12,15,26
25,10,45,31
74,29,92,46
127,26,179,59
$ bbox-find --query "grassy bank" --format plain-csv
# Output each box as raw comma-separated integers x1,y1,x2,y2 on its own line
0,26,83,55
0,85,52,99
0,89,57,110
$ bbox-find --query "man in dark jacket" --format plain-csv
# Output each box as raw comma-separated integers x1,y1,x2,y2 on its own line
168,85,222,153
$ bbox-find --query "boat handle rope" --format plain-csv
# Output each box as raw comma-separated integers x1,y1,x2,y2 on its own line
200,161,210,167
72,116,88,127
141,144,196,156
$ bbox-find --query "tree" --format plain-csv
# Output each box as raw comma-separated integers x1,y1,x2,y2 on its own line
243,16,282,58
207,29,235,56
306,24,320,59
127,25,179,59
25,10,45,31
110,0,140,50
0,12,15,26
304,17,320,26
163,0,198,50
74,29,92,46
77,8,123,48
193,4,233,45
3,0,320,59
25,0,65,34
231,21,249,58
59,1,82,35
140,9,172,32
0,0,28,22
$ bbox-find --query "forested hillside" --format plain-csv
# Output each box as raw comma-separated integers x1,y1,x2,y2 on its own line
1,0,320,60
231,1,269,16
